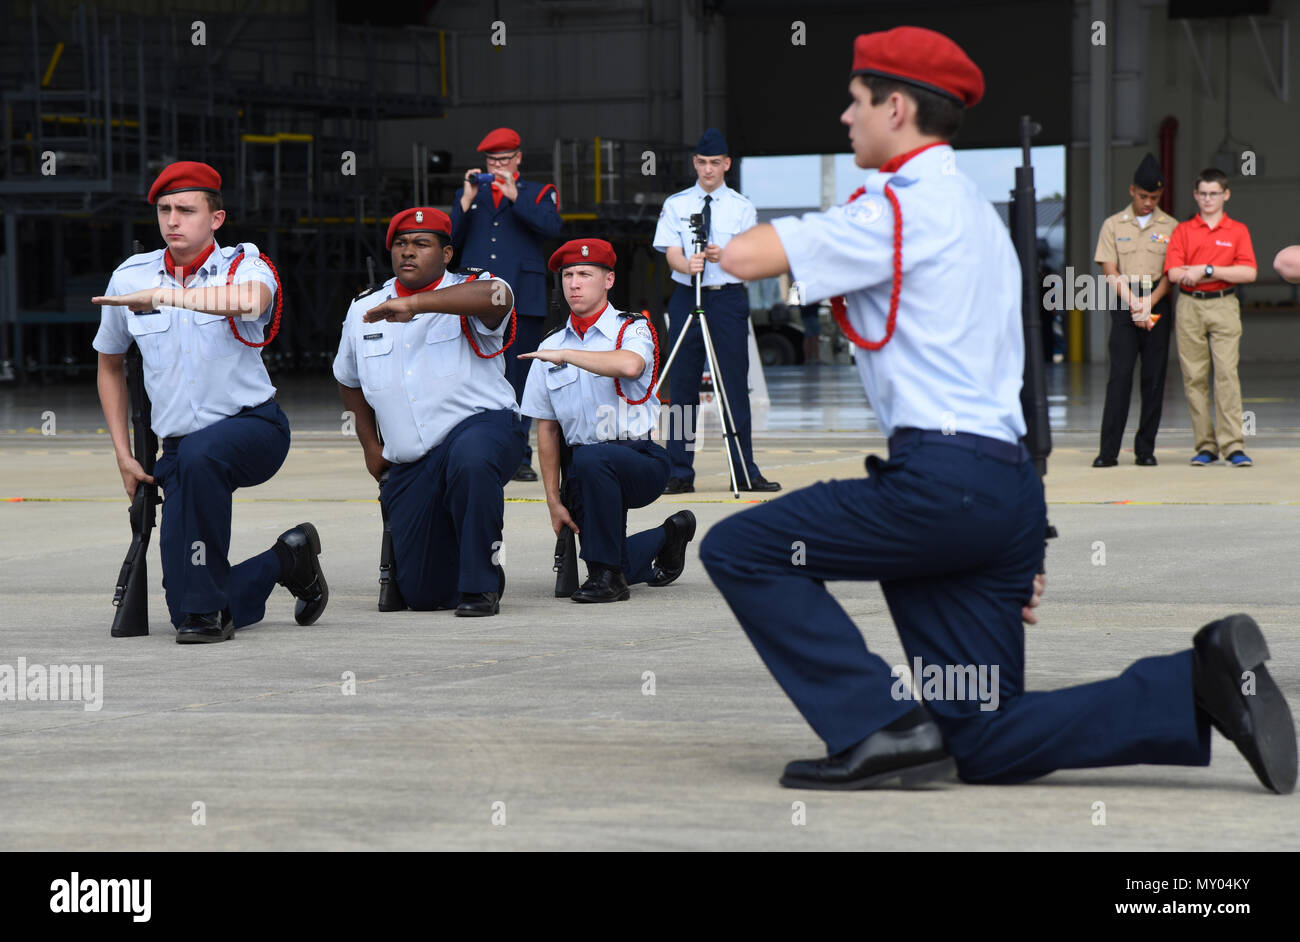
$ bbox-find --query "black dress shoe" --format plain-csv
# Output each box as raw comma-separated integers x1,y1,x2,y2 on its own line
456,567,506,617
572,565,630,603
275,523,328,626
1092,456,1118,467
1193,614,1297,794
739,475,781,492
662,477,694,495
512,464,538,482
456,592,500,616
779,715,958,790
176,610,234,644
648,510,697,587
1135,455,1157,466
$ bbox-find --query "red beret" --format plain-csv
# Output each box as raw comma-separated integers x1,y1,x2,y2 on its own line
851,26,984,108
548,239,617,272
476,127,522,154
148,161,222,204
385,207,452,250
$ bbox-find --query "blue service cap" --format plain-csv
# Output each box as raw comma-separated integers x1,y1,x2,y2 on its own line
696,128,728,156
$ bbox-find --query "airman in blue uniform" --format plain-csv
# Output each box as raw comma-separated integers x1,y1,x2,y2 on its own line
92,161,327,644
451,127,562,484
521,239,696,603
334,207,522,617
704,27,1295,795
653,128,780,495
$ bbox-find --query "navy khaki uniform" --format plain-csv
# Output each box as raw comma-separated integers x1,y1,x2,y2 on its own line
451,175,561,466
653,180,761,484
1094,195,1177,464
93,241,288,628
700,140,1210,783
521,304,670,582
333,271,523,608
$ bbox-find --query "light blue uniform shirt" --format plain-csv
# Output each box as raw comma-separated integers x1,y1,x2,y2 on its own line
92,240,278,439
769,144,1027,444
333,271,519,463
653,182,757,287
520,303,658,446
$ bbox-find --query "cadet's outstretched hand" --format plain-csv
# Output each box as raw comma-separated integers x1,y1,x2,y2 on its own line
116,454,155,501
363,297,418,323
1021,572,1046,625
93,289,165,312
519,349,565,365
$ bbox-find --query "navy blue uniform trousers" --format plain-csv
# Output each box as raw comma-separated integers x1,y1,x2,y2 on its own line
1099,296,1173,462
505,315,546,466
153,399,289,628
665,283,760,483
565,439,671,584
382,408,524,609
700,431,1210,783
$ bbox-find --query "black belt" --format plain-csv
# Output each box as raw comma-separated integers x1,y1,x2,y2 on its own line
887,428,1030,465
571,435,653,450
1184,288,1235,300
694,283,743,292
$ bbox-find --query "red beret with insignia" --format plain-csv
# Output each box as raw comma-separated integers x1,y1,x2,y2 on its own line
148,161,222,204
851,26,984,108
385,207,452,250
476,127,522,154
548,238,617,271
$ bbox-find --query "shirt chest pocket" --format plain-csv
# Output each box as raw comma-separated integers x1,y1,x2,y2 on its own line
424,316,468,377
360,333,395,390
125,311,177,369
194,311,242,360
544,364,580,413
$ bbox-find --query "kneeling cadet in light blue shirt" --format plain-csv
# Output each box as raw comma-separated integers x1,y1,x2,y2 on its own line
334,207,521,617
521,238,697,604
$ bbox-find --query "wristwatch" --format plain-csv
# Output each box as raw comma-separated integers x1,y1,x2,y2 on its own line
1204,264,1214,278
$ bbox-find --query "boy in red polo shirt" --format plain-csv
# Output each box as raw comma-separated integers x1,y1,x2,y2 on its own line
1163,168,1258,467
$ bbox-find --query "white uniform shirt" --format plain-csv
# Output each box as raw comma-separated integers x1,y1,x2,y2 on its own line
332,271,519,463
770,144,1026,444
653,182,757,287
520,303,658,445
92,240,278,439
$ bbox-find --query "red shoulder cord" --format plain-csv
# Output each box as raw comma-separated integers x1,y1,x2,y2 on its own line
612,313,660,405
224,250,283,348
456,271,516,359
829,183,903,351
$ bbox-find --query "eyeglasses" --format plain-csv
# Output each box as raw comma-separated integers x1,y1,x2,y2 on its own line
1194,191,1225,199
484,152,518,165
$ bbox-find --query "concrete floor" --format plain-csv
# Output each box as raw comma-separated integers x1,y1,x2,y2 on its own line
1,363,1298,850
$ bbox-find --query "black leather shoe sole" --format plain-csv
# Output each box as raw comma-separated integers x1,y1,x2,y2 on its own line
291,523,328,627
1092,456,1118,467
512,465,538,482
663,480,695,495
1135,456,1157,466
648,511,697,587
1194,614,1298,794
780,755,958,790
739,479,782,492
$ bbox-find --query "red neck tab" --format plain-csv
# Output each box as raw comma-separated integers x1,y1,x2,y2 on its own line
393,273,445,297
163,242,216,282
880,141,946,174
569,304,606,338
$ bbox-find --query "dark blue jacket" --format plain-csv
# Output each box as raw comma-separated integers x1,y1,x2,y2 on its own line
450,178,562,319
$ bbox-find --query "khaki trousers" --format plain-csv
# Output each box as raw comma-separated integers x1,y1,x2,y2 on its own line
1174,293,1243,456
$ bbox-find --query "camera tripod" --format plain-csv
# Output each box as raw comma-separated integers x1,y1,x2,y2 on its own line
658,212,753,498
